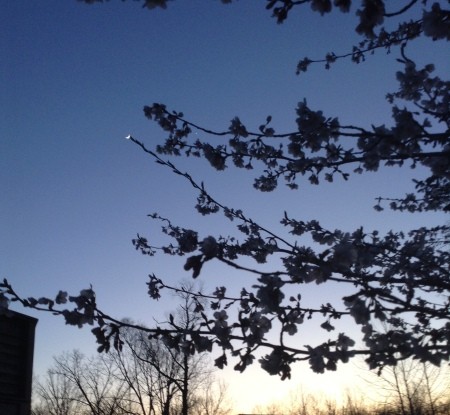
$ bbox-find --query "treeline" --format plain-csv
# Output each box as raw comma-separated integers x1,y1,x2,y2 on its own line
254,359,450,415
32,341,449,415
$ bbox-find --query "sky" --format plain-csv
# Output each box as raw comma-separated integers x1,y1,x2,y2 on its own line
1,1,449,412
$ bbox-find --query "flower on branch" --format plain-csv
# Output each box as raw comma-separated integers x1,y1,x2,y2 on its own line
213,310,229,329
259,348,293,380
55,290,68,304
254,274,285,314
143,0,169,10
200,236,219,259
422,3,450,41
229,117,248,137
311,0,332,15
344,297,371,325
356,0,385,38
203,144,227,170
176,229,198,253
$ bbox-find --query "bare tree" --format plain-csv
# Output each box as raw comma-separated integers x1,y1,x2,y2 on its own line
103,285,220,415
190,379,232,415
102,326,158,415
33,369,82,415
367,358,450,415
51,350,131,415
172,286,212,415
106,326,181,415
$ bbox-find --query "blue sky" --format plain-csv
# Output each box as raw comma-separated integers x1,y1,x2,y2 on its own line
2,1,449,412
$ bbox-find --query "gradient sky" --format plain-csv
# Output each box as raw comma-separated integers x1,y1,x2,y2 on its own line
2,1,449,412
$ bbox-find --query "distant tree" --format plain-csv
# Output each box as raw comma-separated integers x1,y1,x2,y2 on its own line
48,350,131,415
190,380,233,415
32,369,82,415
106,288,216,415
100,326,162,415
1,0,449,381
252,388,346,415
368,357,450,415
168,287,213,415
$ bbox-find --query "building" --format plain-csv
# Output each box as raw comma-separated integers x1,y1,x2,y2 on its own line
0,310,37,415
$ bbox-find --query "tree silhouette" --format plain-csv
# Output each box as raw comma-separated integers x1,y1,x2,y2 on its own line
1,0,449,381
